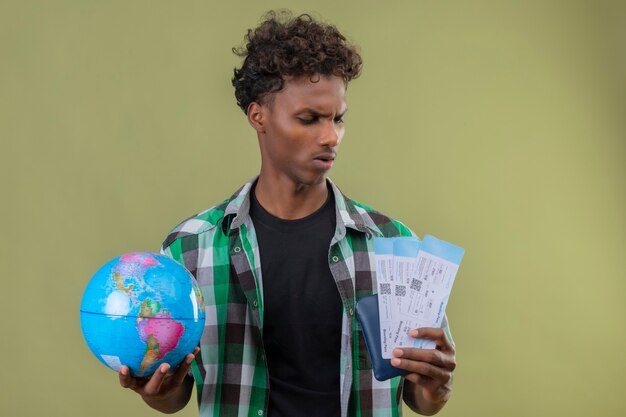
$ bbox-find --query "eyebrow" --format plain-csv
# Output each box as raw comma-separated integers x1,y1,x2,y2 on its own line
297,108,348,118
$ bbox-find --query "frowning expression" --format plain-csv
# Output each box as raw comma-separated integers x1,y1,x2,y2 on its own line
251,75,347,187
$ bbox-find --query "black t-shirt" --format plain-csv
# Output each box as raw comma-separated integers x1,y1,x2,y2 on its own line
250,186,342,417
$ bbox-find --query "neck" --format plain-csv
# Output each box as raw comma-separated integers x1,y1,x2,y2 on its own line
254,174,329,220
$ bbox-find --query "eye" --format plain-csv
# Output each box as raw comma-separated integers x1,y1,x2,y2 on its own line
333,116,344,124
298,116,318,125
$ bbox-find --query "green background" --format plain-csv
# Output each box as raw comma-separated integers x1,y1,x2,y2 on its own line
1,1,624,416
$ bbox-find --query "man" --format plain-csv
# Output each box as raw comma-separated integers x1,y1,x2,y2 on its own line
119,11,456,417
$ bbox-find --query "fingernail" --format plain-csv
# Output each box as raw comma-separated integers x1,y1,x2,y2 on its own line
391,358,401,366
409,329,419,337
161,364,169,373
393,348,403,357
120,367,127,376
186,357,193,364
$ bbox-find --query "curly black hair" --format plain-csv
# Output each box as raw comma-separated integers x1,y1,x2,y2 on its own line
232,10,363,114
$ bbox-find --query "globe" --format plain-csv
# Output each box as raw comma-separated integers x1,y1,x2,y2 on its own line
80,252,206,378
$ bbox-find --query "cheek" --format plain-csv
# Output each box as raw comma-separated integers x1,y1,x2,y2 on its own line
275,124,310,151
337,126,346,143
271,118,301,143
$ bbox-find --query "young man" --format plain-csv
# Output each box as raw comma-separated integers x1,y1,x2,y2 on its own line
119,11,456,417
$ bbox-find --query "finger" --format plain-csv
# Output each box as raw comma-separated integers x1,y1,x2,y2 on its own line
404,372,451,403
118,366,136,390
408,328,455,352
142,363,170,396
191,346,200,357
391,357,452,383
393,347,456,371
404,372,421,385
170,352,197,387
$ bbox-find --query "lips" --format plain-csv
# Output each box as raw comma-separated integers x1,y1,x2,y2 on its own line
313,152,336,163
313,152,336,170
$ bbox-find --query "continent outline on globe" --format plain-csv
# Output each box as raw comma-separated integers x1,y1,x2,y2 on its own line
80,252,206,378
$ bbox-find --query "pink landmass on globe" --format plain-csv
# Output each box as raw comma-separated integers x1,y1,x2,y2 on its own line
137,315,185,371
121,253,161,267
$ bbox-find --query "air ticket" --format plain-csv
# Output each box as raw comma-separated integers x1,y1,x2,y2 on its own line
374,237,419,356
374,235,464,358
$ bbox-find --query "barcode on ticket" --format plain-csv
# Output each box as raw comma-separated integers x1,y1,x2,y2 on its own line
395,285,406,297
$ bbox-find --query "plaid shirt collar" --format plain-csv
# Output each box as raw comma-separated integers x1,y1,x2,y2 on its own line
224,176,384,237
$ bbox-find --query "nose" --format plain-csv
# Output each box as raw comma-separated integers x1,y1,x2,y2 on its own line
319,120,342,148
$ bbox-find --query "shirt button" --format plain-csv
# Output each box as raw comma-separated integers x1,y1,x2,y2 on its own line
252,300,258,308
234,246,241,253
258,410,264,416
332,255,339,262
349,308,354,316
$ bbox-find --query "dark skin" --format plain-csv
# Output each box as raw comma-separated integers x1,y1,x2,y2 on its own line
392,328,456,415
247,74,346,219
118,347,199,414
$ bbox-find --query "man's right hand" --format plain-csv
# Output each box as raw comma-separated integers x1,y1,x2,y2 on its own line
118,347,200,414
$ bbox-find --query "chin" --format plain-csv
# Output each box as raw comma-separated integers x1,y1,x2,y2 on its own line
292,173,327,188
309,173,329,185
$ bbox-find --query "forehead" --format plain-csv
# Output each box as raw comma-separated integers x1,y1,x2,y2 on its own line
272,75,347,111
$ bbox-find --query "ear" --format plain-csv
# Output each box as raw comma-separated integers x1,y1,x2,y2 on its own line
247,102,265,134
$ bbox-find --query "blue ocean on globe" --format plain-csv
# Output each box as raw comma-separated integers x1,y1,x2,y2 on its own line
80,252,206,377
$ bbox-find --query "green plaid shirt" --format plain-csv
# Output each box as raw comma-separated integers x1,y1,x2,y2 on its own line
161,177,448,417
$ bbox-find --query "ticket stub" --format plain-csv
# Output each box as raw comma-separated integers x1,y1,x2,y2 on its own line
374,238,395,356
374,237,419,356
389,238,420,356
376,235,464,358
